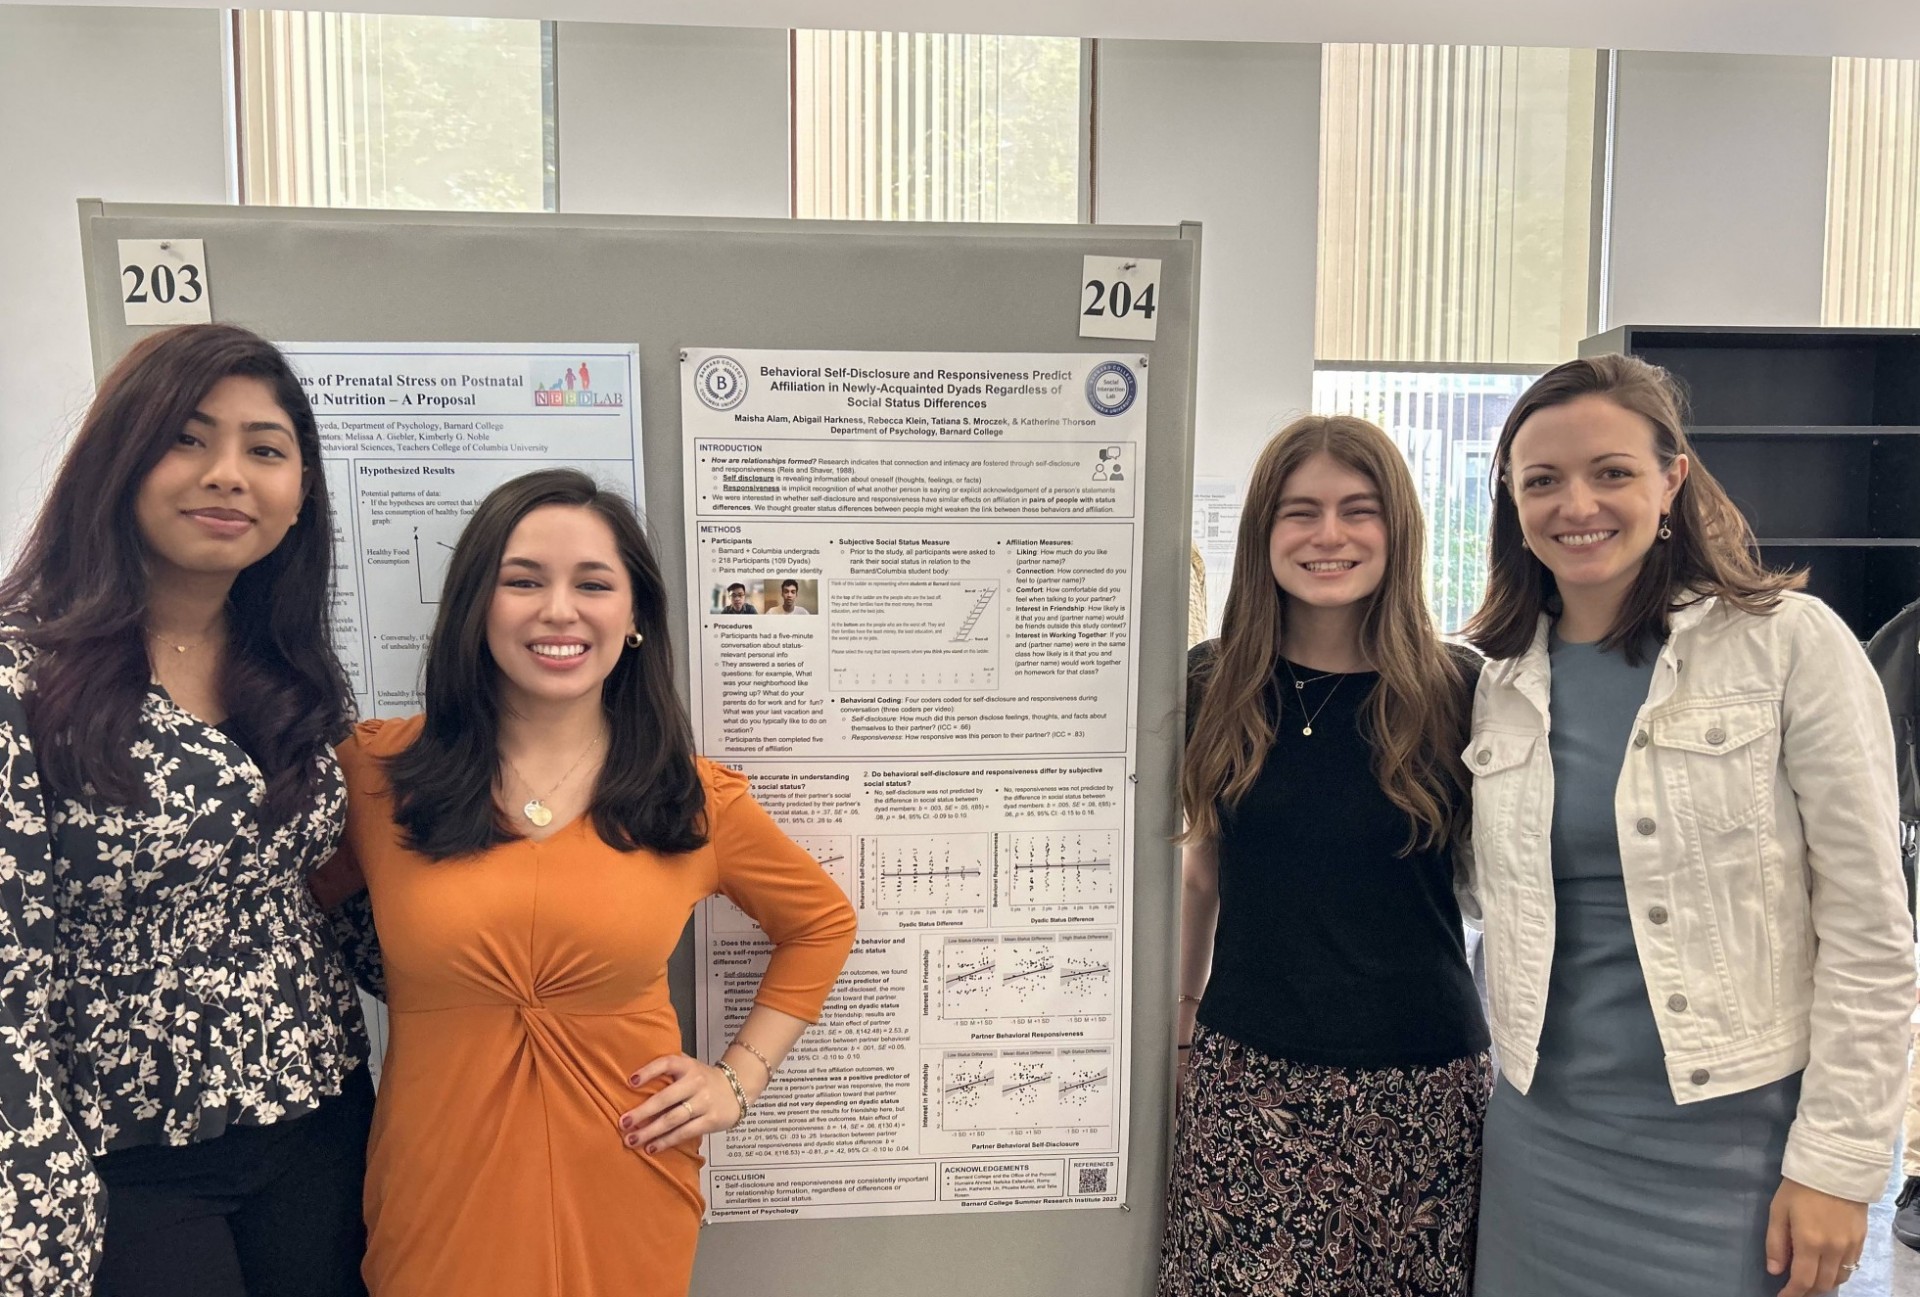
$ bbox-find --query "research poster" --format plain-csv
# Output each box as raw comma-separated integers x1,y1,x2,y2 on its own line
285,342,643,718
682,348,1146,1220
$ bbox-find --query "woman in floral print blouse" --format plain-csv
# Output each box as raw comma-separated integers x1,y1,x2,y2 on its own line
0,325,371,1296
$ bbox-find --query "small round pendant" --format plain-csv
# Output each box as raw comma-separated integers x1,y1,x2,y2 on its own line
524,800,554,827
1302,726,1313,736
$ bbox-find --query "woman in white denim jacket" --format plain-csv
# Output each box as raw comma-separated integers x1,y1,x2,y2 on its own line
1462,355,1910,1297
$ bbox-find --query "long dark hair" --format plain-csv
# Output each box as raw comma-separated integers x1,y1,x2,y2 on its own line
1464,354,1801,663
1181,415,1471,852
0,323,350,826
384,469,705,859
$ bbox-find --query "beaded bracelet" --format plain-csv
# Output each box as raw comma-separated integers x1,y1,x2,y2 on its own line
715,1060,749,1122
732,1038,775,1078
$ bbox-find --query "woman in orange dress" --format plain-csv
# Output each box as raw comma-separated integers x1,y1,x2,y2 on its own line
319,469,856,1297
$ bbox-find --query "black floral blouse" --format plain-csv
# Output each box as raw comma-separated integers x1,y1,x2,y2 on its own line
0,632,368,1294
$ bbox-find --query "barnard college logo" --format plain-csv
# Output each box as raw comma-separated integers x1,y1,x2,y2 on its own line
694,355,749,412
1084,361,1137,417
533,359,624,408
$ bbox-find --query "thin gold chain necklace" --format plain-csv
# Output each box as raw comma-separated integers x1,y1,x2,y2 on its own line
1282,660,1345,737
502,733,602,828
145,624,222,655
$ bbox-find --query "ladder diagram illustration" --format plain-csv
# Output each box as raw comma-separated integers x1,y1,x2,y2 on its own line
827,580,1000,692
950,585,997,642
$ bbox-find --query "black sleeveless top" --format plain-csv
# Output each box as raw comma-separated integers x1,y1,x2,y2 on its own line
1189,641,1489,1068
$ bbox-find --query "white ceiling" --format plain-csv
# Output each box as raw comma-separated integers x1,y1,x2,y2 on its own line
9,0,1920,59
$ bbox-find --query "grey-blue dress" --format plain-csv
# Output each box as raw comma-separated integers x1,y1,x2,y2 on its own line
1474,633,1800,1297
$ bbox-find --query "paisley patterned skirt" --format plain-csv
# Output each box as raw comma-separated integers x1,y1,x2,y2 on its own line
1158,1026,1492,1297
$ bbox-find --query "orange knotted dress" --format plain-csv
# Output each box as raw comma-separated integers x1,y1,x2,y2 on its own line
334,718,857,1297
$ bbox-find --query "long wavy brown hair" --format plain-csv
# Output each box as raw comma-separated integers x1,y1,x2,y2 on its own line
1181,415,1472,852
0,324,350,828
383,470,705,861
1464,354,1801,664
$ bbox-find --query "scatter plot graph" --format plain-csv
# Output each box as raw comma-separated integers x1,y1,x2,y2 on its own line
938,1055,998,1131
708,834,851,935
933,1047,1116,1133
1000,1059,1052,1110
1001,830,1118,910
865,833,991,912
998,942,1055,1005
936,932,1116,1019
1058,947,1114,1007
939,940,998,1017
1057,1058,1111,1111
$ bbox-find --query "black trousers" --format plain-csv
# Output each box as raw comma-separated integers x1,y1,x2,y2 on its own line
94,1067,373,1297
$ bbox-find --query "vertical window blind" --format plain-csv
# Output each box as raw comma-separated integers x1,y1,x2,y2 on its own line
1824,57,1920,328
791,30,1084,223
235,10,553,212
1315,44,1597,367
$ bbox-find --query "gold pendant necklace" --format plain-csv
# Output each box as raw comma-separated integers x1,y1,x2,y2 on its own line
146,626,220,655
1283,659,1345,737
503,733,602,828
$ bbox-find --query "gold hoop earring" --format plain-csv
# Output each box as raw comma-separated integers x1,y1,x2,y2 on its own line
625,631,643,648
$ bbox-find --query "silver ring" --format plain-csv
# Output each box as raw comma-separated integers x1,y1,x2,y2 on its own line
1840,1262,1858,1275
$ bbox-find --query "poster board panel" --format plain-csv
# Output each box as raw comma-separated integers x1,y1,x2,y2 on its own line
78,202,1198,1297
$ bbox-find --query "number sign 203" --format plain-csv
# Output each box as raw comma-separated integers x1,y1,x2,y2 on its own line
1078,255,1161,342
117,239,212,326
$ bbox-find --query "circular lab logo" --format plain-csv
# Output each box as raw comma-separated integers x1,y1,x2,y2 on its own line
1084,362,1137,417
694,355,749,411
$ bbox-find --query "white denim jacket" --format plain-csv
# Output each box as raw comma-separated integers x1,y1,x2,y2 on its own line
1464,592,1911,1202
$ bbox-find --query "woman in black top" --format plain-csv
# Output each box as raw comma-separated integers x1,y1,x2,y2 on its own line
0,325,370,1296
1160,415,1490,1297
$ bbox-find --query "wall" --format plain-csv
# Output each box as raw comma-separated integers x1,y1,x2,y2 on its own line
555,22,790,217
1095,40,1322,486
0,5,230,550
1604,51,1833,329
0,20,1861,543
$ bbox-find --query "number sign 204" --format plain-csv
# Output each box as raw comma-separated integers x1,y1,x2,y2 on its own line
1078,255,1161,342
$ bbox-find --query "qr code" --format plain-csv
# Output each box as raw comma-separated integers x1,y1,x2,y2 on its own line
1076,1166,1111,1195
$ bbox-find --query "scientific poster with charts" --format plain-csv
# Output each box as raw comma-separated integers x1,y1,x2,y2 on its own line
283,341,643,719
682,348,1146,1221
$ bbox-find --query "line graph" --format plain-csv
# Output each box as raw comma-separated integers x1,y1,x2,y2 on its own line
410,525,460,604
